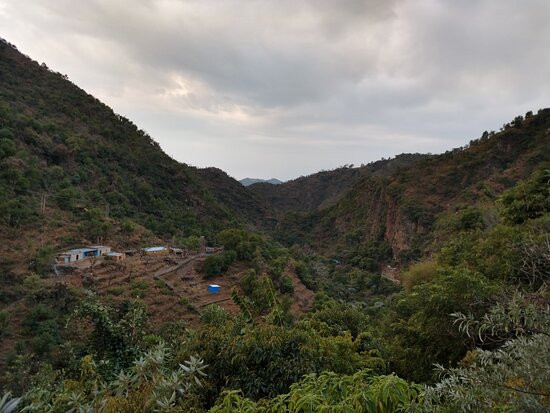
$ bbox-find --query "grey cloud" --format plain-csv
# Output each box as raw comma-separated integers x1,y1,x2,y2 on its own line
0,0,548,180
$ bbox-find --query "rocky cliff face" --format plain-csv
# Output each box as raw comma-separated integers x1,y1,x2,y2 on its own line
383,196,418,256
328,178,421,258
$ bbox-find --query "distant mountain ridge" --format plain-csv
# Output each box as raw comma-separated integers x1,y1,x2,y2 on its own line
240,177,283,186
247,154,427,215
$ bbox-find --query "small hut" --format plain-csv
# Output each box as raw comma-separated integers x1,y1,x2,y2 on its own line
105,252,125,262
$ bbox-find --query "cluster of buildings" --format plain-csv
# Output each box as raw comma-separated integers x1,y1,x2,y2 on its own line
55,245,206,265
55,244,224,294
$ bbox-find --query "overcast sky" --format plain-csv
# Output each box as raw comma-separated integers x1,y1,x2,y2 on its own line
1,1,549,180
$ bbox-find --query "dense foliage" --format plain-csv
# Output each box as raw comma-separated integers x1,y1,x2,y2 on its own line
423,294,550,411
22,342,207,412
211,371,423,412
269,110,550,273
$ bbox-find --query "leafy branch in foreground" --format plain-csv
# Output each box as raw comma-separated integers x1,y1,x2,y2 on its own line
0,393,20,413
210,370,423,412
22,342,207,413
425,293,550,412
452,291,550,344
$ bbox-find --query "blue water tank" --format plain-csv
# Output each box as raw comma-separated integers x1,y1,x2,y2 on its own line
207,284,221,294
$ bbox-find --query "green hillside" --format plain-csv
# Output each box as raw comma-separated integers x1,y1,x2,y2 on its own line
249,153,426,215
0,39,268,273
265,111,550,264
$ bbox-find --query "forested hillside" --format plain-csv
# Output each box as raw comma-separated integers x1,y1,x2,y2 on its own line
262,112,550,265
0,38,549,412
249,153,426,215
0,38,269,274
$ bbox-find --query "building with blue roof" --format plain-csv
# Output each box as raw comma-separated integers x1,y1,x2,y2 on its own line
56,246,111,264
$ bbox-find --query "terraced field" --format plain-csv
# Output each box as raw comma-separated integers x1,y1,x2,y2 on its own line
61,252,313,329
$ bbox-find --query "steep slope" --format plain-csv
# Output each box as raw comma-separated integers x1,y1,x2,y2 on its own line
275,111,550,263
0,39,268,274
195,167,277,229
248,154,426,215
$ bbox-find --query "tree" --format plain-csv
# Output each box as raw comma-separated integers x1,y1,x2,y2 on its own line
211,371,423,412
0,138,15,159
22,342,207,412
424,293,550,412
499,169,550,225
380,268,498,382
67,298,147,370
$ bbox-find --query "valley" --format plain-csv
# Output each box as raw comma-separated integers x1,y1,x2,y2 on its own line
0,36,548,412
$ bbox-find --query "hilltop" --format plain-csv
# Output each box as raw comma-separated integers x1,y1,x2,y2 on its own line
248,154,426,215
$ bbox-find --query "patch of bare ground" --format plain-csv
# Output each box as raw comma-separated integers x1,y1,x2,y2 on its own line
0,252,317,372
286,265,315,315
381,265,401,284
61,254,245,329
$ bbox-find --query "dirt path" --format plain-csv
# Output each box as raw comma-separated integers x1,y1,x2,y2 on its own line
153,254,204,278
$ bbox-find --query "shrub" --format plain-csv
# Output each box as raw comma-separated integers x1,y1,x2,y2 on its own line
33,245,55,274
211,371,423,412
0,309,9,334
107,286,124,296
56,187,79,211
204,254,224,278
401,260,439,291
222,250,237,267
0,137,16,159
182,235,200,249
424,293,550,412
22,343,207,412
499,169,550,224
0,127,14,139
155,279,173,295
200,304,230,326
121,218,136,233
130,280,148,297
279,276,294,295
458,207,484,231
